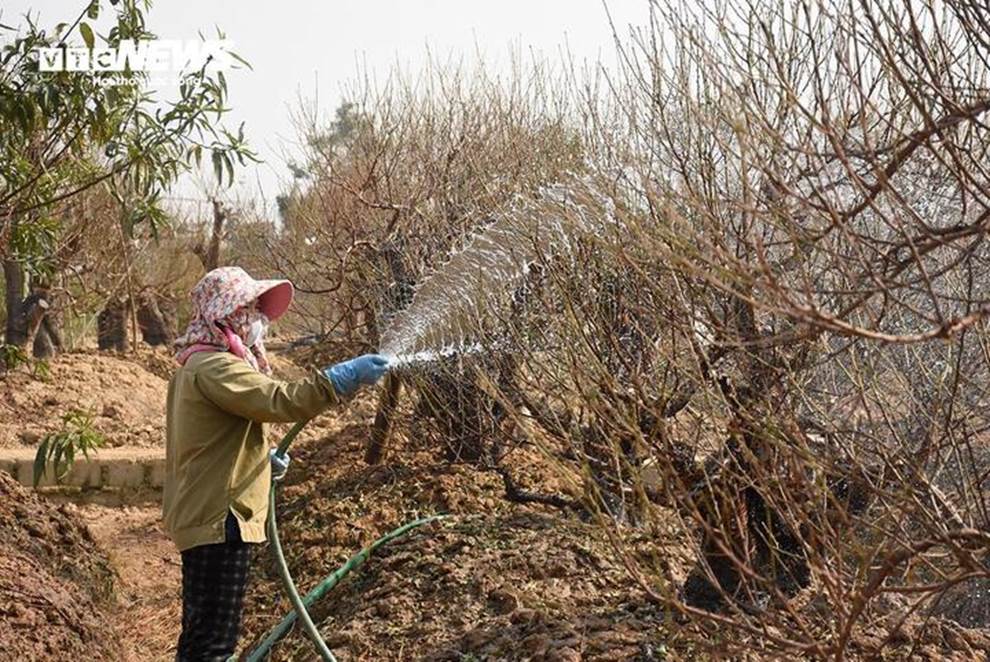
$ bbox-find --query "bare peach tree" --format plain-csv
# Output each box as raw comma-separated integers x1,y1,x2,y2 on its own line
256,1,990,657
257,59,585,353
473,1,990,658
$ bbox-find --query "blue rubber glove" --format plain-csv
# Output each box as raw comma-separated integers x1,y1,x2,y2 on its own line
270,449,289,482
323,354,390,396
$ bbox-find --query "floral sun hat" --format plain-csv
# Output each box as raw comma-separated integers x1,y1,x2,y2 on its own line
174,266,294,374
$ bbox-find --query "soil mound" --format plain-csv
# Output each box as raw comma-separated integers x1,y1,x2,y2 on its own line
0,471,119,660
240,421,667,660
239,417,990,661
252,511,666,661
1,349,169,448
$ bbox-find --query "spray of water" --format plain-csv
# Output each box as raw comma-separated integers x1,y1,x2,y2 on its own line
380,176,619,367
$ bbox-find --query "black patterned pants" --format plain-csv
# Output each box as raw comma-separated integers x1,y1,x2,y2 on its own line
176,513,252,662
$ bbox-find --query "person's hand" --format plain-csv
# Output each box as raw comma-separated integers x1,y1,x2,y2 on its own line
324,354,390,395
270,449,290,481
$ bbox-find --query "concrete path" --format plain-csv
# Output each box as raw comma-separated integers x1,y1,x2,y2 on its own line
0,446,165,490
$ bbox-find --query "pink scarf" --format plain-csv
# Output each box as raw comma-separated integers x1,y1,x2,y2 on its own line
176,325,255,367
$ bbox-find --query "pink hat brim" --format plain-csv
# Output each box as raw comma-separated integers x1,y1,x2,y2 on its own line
256,280,294,321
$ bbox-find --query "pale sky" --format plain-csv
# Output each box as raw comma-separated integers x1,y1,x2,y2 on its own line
2,0,649,216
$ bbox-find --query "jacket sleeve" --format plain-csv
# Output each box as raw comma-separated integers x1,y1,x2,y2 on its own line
194,353,340,422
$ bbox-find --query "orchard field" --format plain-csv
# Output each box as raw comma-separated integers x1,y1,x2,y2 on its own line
3,1,990,660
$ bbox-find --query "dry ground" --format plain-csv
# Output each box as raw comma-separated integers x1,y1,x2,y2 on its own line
77,501,182,661
0,348,171,449
0,472,119,661
3,350,990,660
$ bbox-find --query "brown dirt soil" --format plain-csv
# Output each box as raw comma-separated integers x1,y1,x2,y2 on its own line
77,502,183,661
237,414,990,661
239,418,674,661
0,348,169,448
0,472,120,661
3,351,988,660
0,346,306,450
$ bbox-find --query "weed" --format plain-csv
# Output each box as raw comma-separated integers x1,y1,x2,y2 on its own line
0,343,30,372
32,358,50,381
33,409,106,487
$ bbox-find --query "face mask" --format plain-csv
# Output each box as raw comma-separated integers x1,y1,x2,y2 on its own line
245,314,269,347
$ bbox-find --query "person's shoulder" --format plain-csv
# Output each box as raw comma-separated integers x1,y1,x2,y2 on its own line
186,350,242,375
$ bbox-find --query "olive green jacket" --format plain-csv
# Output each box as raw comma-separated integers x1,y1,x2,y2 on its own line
163,351,339,552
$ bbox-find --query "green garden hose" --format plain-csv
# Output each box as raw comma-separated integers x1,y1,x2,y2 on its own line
275,419,309,457
264,481,337,661
244,513,445,661
239,419,445,661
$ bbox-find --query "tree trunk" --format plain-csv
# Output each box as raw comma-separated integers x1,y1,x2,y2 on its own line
191,199,227,271
97,298,129,351
26,289,63,359
43,312,63,352
206,199,226,270
33,325,55,358
363,239,417,464
365,374,402,465
21,296,48,351
3,258,26,345
136,292,175,346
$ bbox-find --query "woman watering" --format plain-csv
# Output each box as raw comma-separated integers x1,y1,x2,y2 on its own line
163,266,389,661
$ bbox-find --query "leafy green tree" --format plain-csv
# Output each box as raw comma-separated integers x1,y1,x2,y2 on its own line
0,0,256,357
